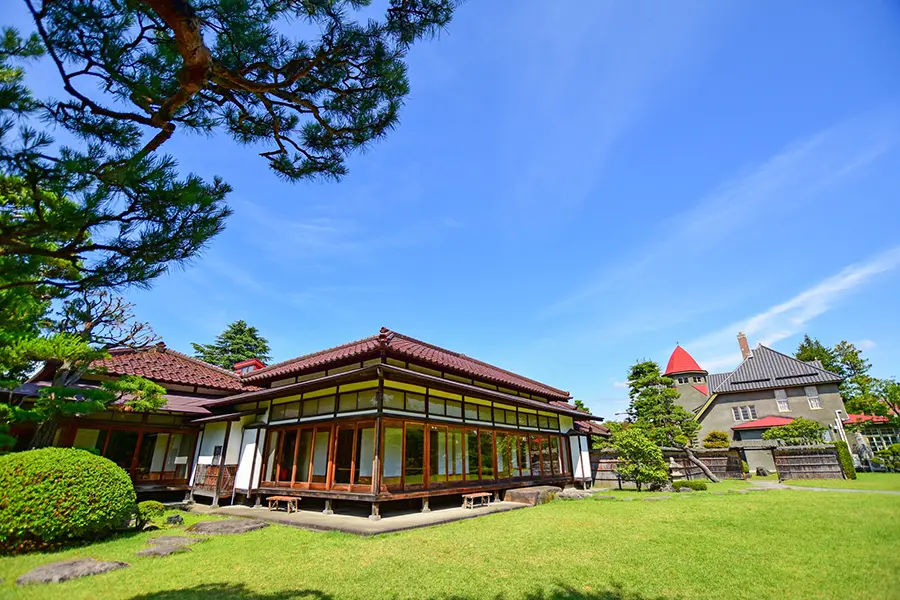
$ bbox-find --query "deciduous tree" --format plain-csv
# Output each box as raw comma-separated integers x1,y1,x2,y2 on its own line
611,427,667,492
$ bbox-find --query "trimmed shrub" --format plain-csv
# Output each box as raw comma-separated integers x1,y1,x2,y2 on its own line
741,460,750,474
137,500,166,526
702,430,730,449
0,447,136,554
833,440,857,480
874,443,900,472
673,480,707,491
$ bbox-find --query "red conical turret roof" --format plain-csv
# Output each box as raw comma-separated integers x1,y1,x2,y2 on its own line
664,345,704,376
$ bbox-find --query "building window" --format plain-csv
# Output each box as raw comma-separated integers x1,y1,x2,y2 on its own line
677,377,688,384
732,405,757,421
693,376,703,383
805,386,822,410
775,389,790,412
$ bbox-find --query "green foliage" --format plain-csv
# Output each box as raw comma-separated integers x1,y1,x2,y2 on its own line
762,417,827,445
625,360,700,447
0,448,136,554
573,399,591,413
673,480,707,491
741,460,749,474
612,427,668,491
192,320,271,369
795,335,842,375
873,444,900,472
1,0,457,294
702,430,731,449
833,440,857,480
137,500,166,526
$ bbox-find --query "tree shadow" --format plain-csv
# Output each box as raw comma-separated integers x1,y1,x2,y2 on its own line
128,582,677,600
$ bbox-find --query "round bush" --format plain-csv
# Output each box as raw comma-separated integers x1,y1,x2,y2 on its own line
137,500,165,525
0,447,136,554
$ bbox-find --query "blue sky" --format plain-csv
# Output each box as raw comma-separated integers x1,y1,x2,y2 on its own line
9,1,900,418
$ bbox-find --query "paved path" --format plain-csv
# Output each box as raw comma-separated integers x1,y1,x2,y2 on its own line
753,480,900,495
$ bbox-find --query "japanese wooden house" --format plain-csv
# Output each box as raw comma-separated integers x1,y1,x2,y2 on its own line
17,328,605,517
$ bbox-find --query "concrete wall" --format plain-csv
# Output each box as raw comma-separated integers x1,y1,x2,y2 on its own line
673,375,709,413
699,383,844,443
743,448,776,473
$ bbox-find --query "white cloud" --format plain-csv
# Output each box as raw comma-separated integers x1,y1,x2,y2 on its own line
688,246,900,371
854,339,877,351
612,380,629,389
546,109,899,316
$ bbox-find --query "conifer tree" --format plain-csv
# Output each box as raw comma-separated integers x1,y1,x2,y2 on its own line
192,320,271,370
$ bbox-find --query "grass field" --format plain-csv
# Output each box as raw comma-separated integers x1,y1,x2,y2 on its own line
784,472,900,490
2,490,898,600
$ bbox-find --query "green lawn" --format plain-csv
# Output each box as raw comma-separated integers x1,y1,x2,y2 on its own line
784,472,900,490
2,491,898,600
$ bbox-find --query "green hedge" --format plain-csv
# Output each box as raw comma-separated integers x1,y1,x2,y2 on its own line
673,480,708,491
0,448,136,554
833,440,857,480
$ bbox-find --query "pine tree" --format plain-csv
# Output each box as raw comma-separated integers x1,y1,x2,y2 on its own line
625,359,720,483
192,320,271,370
795,335,842,375
1,2,457,293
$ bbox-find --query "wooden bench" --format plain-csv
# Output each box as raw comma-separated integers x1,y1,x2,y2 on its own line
267,495,300,513
462,492,491,509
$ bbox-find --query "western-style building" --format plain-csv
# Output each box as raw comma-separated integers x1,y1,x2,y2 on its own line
14,328,603,517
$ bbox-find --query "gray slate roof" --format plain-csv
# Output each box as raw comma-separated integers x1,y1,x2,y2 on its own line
709,345,841,395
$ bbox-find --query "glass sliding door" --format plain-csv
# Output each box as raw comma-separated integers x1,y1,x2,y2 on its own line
429,426,448,486
105,430,139,472
383,425,403,489
449,428,464,482
277,429,298,484
310,428,331,485
465,428,479,481
333,426,355,485
404,423,425,489
295,429,313,485
355,425,375,488
517,435,530,477
135,432,170,480
479,431,494,480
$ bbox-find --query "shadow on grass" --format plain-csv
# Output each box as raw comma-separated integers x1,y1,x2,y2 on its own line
128,582,676,600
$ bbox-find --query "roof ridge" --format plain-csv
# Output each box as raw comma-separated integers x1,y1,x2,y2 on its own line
243,332,381,379
756,344,841,378
388,331,570,397
106,344,240,379
711,354,748,393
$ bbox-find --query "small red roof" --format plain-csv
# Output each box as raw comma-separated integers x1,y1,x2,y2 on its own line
664,345,704,376
732,416,794,430
692,384,709,396
843,414,890,425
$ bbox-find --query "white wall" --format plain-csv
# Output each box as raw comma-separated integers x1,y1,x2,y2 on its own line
568,435,590,481
234,427,262,491
196,422,227,466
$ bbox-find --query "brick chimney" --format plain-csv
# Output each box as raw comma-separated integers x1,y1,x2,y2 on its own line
234,358,266,374
737,332,752,360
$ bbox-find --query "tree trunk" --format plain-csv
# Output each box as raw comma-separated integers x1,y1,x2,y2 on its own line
30,415,59,449
683,446,721,483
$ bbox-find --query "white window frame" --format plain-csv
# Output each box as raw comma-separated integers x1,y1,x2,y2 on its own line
805,386,822,410
775,389,790,412
732,406,741,421
732,405,757,421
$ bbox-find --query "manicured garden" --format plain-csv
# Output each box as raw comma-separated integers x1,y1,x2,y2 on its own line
2,488,898,600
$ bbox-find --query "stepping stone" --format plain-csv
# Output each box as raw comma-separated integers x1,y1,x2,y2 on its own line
592,495,617,500
557,488,593,500
17,558,129,585
745,487,771,492
186,519,268,535
504,486,562,506
137,545,192,557
146,536,205,547
642,496,671,501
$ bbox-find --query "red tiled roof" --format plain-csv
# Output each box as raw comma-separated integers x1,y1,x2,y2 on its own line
245,328,570,400
664,345,704,375
732,416,794,430
843,414,890,425
93,344,251,392
692,384,709,396
575,420,610,435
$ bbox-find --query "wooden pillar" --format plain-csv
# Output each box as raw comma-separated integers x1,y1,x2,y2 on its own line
189,426,206,502
212,422,232,508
